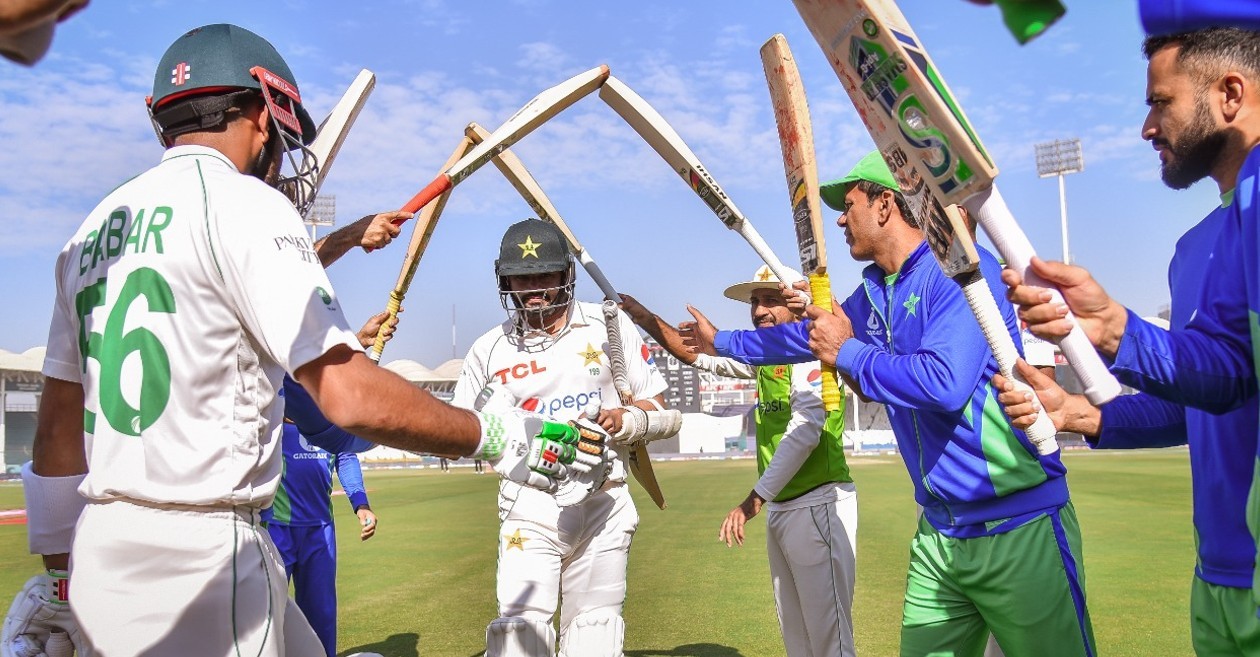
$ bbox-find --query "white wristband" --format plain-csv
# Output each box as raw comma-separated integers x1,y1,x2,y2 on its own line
22,461,87,555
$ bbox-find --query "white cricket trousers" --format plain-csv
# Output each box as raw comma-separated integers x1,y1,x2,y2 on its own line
70,499,324,656
766,482,859,657
496,481,639,633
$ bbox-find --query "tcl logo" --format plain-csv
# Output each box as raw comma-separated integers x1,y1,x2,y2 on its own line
492,360,548,384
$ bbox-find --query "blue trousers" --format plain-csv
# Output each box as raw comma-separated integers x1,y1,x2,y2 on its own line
268,523,338,657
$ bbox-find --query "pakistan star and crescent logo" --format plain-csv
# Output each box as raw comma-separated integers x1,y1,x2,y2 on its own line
756,266,774,282
903,292,921,316
518,236,541,259
579,343,602,366
504,528,529,550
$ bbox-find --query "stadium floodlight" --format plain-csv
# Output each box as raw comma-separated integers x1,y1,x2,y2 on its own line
1034,138,1084,264
305,195,337,242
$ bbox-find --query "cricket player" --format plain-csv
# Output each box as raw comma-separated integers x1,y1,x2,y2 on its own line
620,268,858,657
265,421,375,657
1002,27,1260,650
452,218,669,657
13,24,598,656
687,152,1095,657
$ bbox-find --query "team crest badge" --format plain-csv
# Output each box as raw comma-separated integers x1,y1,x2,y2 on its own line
518,235,541,258
171,62,192,86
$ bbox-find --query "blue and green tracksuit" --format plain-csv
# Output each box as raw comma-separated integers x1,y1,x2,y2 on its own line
264,377,375,657
1140,0,1260,35
715,241,1094,656
1098,196,1260,654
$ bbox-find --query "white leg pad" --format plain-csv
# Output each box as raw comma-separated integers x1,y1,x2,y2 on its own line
558,611,625,657
486,617,555,657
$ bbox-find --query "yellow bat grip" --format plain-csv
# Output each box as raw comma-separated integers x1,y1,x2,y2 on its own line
809,272,843,412
371,291,404,361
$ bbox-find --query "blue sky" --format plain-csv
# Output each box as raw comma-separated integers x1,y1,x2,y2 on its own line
0,0,1216,367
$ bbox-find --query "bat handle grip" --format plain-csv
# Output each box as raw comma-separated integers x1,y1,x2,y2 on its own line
964,185,1121,405
401,175,454,214
578,251,620,301
370,291,404,362
808,273,842,413
957,272,1060,455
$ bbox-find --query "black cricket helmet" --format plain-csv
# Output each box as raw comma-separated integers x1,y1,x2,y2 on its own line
495,219,576,332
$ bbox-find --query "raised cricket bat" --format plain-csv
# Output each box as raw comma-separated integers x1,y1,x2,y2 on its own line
396,65,610,221
791,0,1122,409
281,69,375,216
761,34,843,414
599,76,806,295
370,135,475,361
464,122,669,509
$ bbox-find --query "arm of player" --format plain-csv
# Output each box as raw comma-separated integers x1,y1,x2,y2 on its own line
834,275,988,412
282,376,377,454
691,353,756,380
619,293,699,366
752,366,827,502
1005,259,1254,412
712,322,815,366
334,452,376,541
314,211,411,268
995,359,1188,448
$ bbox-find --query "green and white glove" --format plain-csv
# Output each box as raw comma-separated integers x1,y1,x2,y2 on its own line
473,409,591,491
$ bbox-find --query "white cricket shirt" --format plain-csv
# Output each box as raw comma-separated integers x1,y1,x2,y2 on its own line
42,146,362,507
452,301,668,482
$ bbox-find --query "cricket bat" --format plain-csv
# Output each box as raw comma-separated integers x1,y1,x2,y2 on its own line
280,69,375,217
370,135,475,361
791,0,1122,409
464,122,669,509
396,65,610,221
599,76,806,295
761,34,843,414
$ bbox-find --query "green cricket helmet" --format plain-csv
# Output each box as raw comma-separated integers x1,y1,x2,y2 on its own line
147,24,316,148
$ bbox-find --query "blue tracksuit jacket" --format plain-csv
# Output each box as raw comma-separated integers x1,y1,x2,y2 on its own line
715,241,1070,537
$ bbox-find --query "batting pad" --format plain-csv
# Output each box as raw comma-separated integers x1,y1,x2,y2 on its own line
559,611,624,657
486,617,555,657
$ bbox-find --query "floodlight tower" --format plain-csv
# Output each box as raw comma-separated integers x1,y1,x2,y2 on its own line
304,195,337,243
1034,138,1084,264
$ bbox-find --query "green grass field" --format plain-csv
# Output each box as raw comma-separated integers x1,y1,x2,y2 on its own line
0,450,1195,656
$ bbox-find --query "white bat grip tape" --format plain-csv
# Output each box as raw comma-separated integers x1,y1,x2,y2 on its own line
964,185,1121,405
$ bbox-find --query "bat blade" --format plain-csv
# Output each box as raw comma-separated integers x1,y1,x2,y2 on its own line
399,65,611,216
281,69,375,216
599,76,805,293
371,135,475,362
760,33,843,413
791,0,1121,406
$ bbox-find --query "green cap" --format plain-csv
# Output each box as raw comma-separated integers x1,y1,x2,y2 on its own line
819,151,898,212
495,219,572,277
150,24,316,145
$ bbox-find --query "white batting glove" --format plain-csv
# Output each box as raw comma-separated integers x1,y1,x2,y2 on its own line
553,414,613,507
2,571,90,657
473,409,586,492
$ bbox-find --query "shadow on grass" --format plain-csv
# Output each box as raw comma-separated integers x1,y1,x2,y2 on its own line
340,632,420,657
627,645,746,657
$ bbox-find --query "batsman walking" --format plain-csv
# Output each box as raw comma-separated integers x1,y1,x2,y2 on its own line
452,219,669,657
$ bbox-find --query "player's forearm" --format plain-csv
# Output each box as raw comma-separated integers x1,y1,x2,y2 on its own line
632,312,697,365
1057,394,1102,437
296,348,481,457
1093,393,1188,449
313,222,364,268
715,323,814,365
32,378,87,477
1112,307,1255,413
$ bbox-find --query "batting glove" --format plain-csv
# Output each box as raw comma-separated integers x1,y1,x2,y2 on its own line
1,570,90,657
553,414,613,507
474,409,588,492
